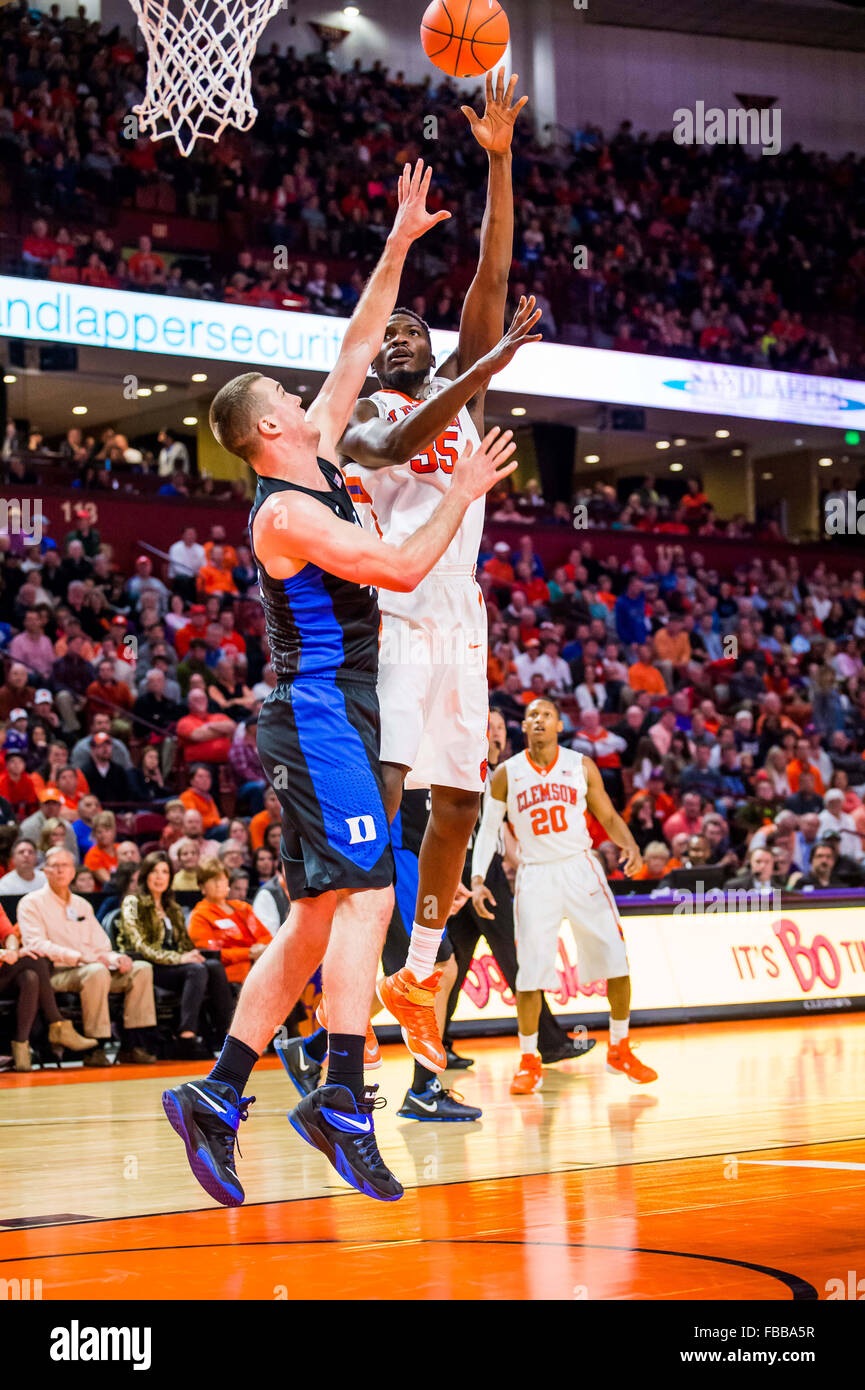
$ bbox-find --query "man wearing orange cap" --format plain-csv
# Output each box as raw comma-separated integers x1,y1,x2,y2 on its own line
20,787,80,857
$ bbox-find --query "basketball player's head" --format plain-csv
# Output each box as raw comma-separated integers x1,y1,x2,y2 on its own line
523,697,563,753
209,373,319,472
373,309,434,394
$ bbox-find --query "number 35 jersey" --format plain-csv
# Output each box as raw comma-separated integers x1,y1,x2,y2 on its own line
506,747,593,864
342,381,484,619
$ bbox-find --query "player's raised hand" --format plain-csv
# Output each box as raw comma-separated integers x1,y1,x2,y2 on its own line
391,159,452,244
461,69,528,154
453,426,518,503
480,296,543,376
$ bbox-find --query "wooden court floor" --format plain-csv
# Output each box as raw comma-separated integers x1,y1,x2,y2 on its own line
1,1015,863,1300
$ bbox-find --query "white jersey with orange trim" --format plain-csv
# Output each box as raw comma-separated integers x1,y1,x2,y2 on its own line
505,745,592,863
342,380,484,617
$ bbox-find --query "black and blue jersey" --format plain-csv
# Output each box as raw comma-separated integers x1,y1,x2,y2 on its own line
248,460,380,685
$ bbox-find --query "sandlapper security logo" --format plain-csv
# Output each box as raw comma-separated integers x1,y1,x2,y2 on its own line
49,1321,152,1371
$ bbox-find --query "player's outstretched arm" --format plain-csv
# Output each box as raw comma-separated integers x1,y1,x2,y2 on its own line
439,70,527,384
339,297,542,470
470,762,508,918
583,757,643,877
308,160,451,461
253,426,517,594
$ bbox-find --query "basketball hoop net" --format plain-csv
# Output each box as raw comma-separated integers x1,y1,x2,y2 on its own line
129,0,285,157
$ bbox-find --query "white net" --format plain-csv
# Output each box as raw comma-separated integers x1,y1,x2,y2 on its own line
129,0,285,157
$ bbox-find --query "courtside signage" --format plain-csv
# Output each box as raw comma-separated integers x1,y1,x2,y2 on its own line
1,276,862,427
427,905,865,1026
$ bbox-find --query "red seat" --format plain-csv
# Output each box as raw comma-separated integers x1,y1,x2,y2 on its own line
133,811,166,837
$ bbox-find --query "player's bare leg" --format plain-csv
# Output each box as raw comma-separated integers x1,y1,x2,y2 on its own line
231,895,334,1054
605,974,657,1084
511,988,544,1095
378,783,479,1073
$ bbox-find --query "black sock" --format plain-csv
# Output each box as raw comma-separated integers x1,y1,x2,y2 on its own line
412,1061,436,1093
325,1033,365,1100
208,1035,259,1095
303,1026,328,1063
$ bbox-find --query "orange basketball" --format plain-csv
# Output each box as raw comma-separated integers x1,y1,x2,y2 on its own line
420,0,509,78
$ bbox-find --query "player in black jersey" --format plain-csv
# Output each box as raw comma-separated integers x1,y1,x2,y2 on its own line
161,161,531,1206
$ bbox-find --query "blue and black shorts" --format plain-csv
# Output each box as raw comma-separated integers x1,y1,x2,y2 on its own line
256,677,394,900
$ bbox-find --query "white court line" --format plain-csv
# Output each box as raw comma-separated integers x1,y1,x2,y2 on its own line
738,1160,865,1171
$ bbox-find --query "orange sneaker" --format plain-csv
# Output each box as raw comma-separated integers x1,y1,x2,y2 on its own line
314,995,382,1070
510,1053,544,1095
376,968,446,1073
606,1040,657,1085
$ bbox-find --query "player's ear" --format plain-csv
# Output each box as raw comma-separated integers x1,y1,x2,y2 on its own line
258,413,280,441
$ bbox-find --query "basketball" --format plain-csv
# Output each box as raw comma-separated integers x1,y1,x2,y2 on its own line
420,0,509,78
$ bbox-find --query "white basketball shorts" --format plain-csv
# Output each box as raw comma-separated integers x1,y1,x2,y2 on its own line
513,851,630,991
377,570,488,793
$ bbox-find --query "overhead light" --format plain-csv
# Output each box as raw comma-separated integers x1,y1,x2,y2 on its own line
191,372,208,383
655,440,670,450
511,406,527,416
669,461,684,472
297,385,308,394
343,4,360,14
730,448,743,457
818,457,833,467
761,472,774,481
584,454,600,464
794,439,804,447
72,405,88,415
3,374,16,384
673,437,687,447
137,387,152,397
715,428,730,439
183,416,198,426
153,383,168,393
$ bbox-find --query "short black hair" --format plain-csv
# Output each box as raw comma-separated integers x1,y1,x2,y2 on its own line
525,695,561,718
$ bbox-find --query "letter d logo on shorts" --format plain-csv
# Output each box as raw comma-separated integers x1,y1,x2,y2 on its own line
345,815,377,845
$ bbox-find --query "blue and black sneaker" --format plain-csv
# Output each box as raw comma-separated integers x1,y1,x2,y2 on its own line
162,1079,255,1207
397,1077,482,1122
288,1083,403,1202
274,1034,323,1098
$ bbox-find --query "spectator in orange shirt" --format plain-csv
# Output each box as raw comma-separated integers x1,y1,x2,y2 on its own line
180,764,229,833
680,477,709,513
127,234,166,287
186,858,270,984
0,751,39,816
249,786,281,850
628,644,667,695
652,616,692,685
197,544,238,598
787,738,825,794
159,799,187,851
633,840,672,879
55,766,83,817
204,527,239,572
85,657,134,725
482,541,515,586
83,810,119,884
217,608,246,658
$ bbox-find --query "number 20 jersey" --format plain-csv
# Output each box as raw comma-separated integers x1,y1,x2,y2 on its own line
505,747,592,864
342,382,484,618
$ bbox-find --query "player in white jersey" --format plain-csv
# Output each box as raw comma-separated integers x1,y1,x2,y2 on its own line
327,72,537,1084
471,697,658,1094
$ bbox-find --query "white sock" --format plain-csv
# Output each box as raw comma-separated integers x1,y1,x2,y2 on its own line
609,1017,629,1047
518,1032,539,1056
405,922,443,981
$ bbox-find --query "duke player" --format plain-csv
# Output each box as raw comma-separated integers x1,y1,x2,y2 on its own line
332,71,534,1083
160,161,520,1205
472,697,658,1094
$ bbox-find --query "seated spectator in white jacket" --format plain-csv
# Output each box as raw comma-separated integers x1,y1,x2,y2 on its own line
818,789,863,862
16,847,157,1066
